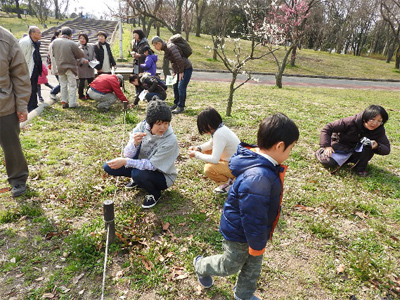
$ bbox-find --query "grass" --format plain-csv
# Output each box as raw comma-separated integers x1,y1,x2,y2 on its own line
0,81,399,299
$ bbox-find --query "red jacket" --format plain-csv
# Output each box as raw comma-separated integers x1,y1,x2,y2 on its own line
38,63,49,85
89,74,128,103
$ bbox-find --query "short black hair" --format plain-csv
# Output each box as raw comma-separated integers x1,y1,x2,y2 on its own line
97,31,107,39
51,29,61,42
197,107,223,135
133,29,145,40
78,33,89,43
362,105,389,125
61,26,72,37
142,45,154,55
257,113,299,150
128,73,140,83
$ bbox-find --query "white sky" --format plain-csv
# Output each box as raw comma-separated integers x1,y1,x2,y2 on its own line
69,0,119,19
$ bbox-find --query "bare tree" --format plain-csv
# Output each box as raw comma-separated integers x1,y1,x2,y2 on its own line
194,0,207,37
380,0,400,68
212,3,278,116
32,0,52,23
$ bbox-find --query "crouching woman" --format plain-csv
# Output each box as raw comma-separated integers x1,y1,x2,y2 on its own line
315,105,390,176
103,100,179,208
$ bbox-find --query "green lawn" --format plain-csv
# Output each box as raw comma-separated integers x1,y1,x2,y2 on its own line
0,81,399,299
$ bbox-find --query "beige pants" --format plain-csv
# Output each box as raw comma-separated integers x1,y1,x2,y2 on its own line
204,160,234,185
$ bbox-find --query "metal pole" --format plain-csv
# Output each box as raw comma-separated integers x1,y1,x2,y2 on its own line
103,200,115,243
119,0,123,60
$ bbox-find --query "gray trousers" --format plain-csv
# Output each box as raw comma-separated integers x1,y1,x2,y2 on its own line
87,88,117,110
195,239,263,300
0,113,29,187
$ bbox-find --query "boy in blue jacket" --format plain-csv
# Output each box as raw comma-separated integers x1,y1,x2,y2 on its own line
193,113,299,300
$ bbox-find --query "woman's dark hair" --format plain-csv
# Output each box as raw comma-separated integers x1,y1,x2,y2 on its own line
257,113,299,150
97,31,107,39
78,33,89,43
197,107,223,135
362,105,389,125
50,29,61,42
133,29,145,40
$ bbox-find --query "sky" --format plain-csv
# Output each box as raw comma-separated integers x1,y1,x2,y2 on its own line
68,0,119,19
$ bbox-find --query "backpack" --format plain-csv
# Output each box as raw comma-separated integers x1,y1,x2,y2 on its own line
169,34,192,58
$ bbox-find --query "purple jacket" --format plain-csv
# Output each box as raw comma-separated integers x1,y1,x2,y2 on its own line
140,54,157,76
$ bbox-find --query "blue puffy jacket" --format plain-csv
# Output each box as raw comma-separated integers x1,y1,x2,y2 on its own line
140,54,158,76
220,145,286,256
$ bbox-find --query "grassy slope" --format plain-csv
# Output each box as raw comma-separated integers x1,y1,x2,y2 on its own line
113,25,400,80
0,82,399,299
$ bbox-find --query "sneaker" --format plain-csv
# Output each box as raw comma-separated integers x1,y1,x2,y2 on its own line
214,178,234,194
38,98,44,103
172,106,185,114
62,102,69,109
356,171,368,177
142,195,159,209
11,184,27,197
234,293,261,300
125,181,137,189
169,104,177,110
79,96,86,100
233,287,261,300
193,256,213,288
50,94,57,100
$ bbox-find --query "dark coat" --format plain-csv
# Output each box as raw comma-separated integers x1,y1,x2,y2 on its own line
319,112,390,155
132,38,149,72
141,75,167,99
94,42,116,71
220,145,286,256
161,42,192,74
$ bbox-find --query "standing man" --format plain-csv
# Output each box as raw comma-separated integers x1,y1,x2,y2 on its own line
0,26,31,197
51,27,84,109
151,36,192,114
19,26,42,112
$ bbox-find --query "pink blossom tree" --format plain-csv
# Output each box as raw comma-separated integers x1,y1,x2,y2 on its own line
265,0,314,88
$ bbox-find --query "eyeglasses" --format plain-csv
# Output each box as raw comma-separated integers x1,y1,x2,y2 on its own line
367,119,383,126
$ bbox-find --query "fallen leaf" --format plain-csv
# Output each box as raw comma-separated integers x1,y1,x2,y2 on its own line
0,187,10,194
10,257,16,263
35,276,44,281
336,264,345,274
59,286,70,293
73,273,85,284
18,216,27,222
162,222,170,231
16,273,24,278
78,289,85,295
42,293,55,299
390,235,399,242
115,270,124,279
294,204,315,212
141,256,153,271
354,211,367,219
173,274,188,280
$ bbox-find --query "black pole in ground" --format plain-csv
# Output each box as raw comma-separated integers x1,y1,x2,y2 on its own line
103,200,115,243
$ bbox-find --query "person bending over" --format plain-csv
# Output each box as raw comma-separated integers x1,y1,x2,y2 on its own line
188,107,240,194
103,100,179,208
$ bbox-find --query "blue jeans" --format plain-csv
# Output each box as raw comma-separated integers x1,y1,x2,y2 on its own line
173,67,192,108
103,163,167,199
51,75,60,95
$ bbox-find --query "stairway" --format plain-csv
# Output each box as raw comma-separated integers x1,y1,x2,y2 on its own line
40,17,118,57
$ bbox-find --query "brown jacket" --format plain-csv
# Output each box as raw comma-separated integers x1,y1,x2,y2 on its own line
0,26,31,116
319,112,390,155
162,42,192,74
51,36,84,75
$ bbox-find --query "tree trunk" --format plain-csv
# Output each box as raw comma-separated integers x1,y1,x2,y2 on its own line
176,0,184,34
157,24,160,36
226,72,238,117
213,39,218,60
275,45,294,88
15,0,22,18
54,0,59,19
290,45,297,67
28,0,33,15
395,45,400,69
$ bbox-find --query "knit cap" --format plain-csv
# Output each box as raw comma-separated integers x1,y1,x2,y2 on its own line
146,100,171,125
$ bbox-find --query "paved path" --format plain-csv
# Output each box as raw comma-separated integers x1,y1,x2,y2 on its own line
22,69,400,127
116,67,400,91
